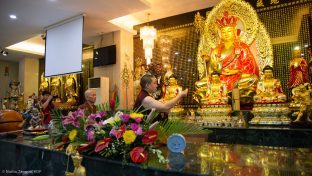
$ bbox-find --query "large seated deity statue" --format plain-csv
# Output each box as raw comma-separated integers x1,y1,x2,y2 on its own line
288,47,309,89
195,11,259,106
194,0,274,107
253,65,286,103
208,12,259,91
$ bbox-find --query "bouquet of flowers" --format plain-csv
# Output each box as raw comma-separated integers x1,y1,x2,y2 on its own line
51,99,209,165
51,102,166,164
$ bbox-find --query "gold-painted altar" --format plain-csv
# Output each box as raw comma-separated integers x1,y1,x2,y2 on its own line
132,0,312,127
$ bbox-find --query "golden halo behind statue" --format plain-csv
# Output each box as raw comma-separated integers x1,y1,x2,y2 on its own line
196,0,273,79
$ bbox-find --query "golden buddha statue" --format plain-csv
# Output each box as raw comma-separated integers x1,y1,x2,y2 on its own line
194,71,228,105
288,47,309,89
254,65,286,103
194,11,259,107
161,76,185,118
65,152,86,176
162,76,182,101
65,74,78,103
290,83,312,122
50,76,61,102
39,73,49,96
206,71,228,104
196,11,259,93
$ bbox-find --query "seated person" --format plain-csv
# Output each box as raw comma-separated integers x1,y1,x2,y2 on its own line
206,71,228,104
254,65,286,103
78,89,97,115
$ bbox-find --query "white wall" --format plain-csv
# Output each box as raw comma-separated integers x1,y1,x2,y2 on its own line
93,30,134,109
19,57,39,103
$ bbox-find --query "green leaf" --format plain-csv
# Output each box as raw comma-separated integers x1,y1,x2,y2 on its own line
155,119,210,139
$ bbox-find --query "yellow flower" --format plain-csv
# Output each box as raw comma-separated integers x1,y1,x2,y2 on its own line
130,113,143,119
123,130,137,144
69,129,78,141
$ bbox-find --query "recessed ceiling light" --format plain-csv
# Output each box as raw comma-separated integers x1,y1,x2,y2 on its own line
9,14,17,19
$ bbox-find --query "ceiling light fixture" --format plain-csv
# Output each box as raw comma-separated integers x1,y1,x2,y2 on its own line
140,13,157,65
9,14,17,19
1,50,8,56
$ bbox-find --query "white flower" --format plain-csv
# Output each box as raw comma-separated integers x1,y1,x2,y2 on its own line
103,111,122,125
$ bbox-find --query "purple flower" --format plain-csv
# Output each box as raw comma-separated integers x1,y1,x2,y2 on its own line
87,129,95,142
62,115,80,128
109,129,116,137
130,123,143,135
98,111,107,117
72,109,84,118
120,114,130,123
135,126,143,135
88,114,97,121
134,117,142,123
130,123,138,131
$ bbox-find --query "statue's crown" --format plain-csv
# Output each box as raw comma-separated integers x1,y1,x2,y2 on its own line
216,11,238,28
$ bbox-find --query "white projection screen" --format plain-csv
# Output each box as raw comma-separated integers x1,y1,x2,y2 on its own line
45,16,83,77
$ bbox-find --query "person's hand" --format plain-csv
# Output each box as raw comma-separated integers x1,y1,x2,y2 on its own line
47,95,53,101
180,89,188,97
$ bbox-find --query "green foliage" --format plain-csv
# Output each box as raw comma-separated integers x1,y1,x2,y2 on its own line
96,103,110,112
51,109,63,128
155,119,210,140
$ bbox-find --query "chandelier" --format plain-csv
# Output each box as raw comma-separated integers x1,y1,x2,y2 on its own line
140,14,157,65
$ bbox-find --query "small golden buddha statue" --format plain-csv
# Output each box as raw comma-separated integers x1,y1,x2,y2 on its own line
290,83,312,122
50,76,61,102
161,76,185,118
39,73,49,96
206,71,228,104
65,74,78,103
254,65,286,103
162,76,183,102
65,152,86,176
288,47,309,88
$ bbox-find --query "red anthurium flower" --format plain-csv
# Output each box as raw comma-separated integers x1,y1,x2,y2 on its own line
77,141,96,152
142,130,158,144
115,125,127,139
95,137,112,152
130,147,148,163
